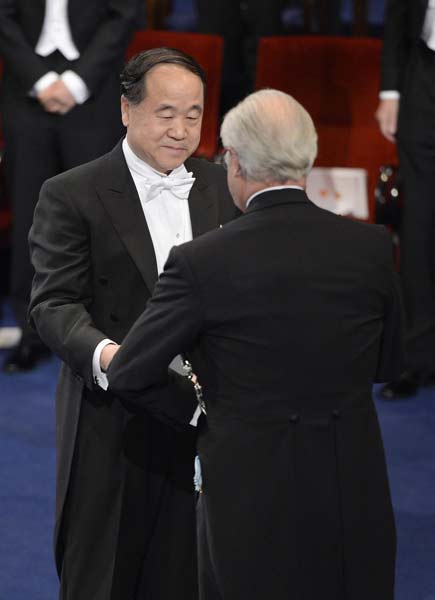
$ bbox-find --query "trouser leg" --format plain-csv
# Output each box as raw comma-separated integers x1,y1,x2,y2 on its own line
197,494,223,600
397,45,435,372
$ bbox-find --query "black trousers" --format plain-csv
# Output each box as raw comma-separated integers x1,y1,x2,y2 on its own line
397,42,435,372
60,396,198,600
197,494,223,600
1,51,124,339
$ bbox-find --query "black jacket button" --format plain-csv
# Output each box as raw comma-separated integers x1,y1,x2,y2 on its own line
332,409,341,419
109,313,119,322
289,414,300,424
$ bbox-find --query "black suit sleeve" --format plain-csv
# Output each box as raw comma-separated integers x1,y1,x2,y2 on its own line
108,245,204,410
119,370,200,429
0,0,49,89
29,177,108,388
380,0,410,91
70,0,138,92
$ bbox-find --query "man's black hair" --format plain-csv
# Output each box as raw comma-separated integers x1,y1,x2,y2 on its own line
120,46,207,104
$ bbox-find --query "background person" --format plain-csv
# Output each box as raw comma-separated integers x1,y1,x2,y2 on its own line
196,0,285,115
375,0,435,398
0,0,139,372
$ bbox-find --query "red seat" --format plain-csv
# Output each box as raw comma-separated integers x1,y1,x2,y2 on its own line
126,30,224,160
255,36,398,222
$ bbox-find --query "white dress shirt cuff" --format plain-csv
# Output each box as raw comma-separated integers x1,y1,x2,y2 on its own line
61,70,90,104
379,90,400,100
189,405,202,427
31,71,59,96
93,339,116,390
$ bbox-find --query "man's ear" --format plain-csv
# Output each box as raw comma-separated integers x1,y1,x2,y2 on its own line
232,152,242,177
120,95,129,128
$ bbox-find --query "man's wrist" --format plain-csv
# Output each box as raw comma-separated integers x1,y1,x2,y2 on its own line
93,339,116,390
32,71,59,96
100,343,120,372
61,70,90,104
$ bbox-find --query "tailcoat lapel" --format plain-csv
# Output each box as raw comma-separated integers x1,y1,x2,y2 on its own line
96,142,159,295
95,146,221,295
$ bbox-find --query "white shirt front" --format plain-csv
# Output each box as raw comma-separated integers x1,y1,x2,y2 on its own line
122,139,194,274
93,140,196,399
35,0,79,60
33,0,89,104
422,0,435,51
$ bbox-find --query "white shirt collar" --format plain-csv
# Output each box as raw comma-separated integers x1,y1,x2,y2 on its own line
246,185,304,208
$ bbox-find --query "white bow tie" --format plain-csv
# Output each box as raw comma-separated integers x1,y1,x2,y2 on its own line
144,175,196,202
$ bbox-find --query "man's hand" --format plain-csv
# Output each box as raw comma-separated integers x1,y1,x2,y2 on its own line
37,80,76,115
100,343,120,372
375,98,399,143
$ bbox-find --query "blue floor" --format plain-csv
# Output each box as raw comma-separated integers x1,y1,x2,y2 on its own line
0,302,59,598
1,301,434,599
375,385,435,599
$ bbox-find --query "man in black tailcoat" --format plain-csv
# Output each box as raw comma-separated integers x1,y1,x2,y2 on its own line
29,48,236,599
108,88,404,600
376,0,435,398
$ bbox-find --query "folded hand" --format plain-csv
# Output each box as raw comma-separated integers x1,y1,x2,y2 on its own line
38,80,76,115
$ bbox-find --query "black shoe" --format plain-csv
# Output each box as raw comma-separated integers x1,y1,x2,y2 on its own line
3,340,51,373
379,371,420,400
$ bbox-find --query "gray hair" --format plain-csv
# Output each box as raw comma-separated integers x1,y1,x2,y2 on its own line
220,89,318,183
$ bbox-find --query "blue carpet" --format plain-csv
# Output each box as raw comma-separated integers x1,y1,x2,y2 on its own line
1,299,434,599
1,301,59,599
374,384,435,599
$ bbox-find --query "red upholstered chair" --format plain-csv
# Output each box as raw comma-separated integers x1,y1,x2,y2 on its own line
125,30,224,160
255,36,398,222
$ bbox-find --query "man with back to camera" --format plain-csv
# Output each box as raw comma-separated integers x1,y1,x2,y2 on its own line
376,0,435,398
28,48,237,600
0,0,140,373
107,88,405,600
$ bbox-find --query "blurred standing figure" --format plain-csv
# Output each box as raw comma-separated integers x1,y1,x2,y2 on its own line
196,0,285,114
0,0,138,372
376,0,435,398
108,89,404,600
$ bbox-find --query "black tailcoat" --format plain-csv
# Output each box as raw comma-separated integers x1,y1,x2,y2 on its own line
29,141,236,600
109,189,404,600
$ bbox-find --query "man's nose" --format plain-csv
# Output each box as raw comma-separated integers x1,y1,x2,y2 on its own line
168,118,186,139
